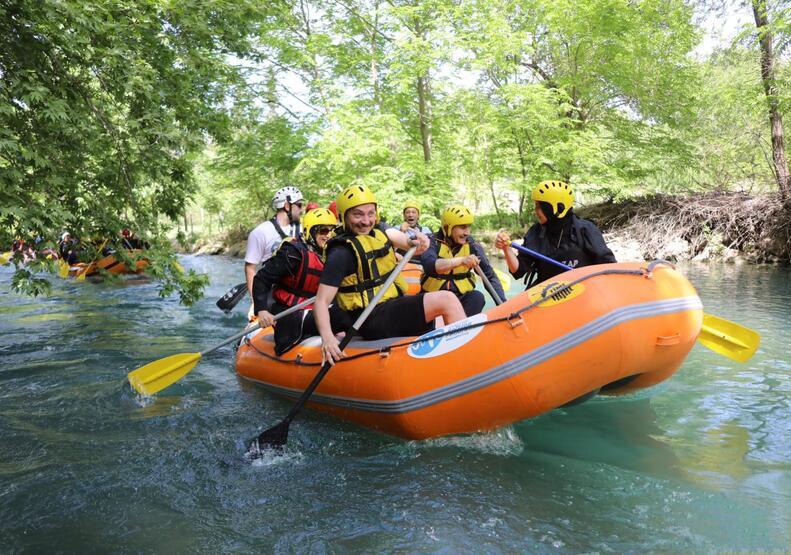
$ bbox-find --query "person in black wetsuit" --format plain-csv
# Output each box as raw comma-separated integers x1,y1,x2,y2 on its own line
495,180,616,287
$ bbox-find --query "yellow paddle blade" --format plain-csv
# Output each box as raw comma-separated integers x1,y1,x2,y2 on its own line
58,260,70,278
0,251,10,265
698,313,760,363
494,267,511,293
127,352,201,396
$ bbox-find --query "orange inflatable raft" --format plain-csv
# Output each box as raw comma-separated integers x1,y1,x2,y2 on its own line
69,250,149,279
235,261,703,440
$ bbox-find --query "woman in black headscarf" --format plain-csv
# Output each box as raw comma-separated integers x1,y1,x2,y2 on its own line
495,180,616,287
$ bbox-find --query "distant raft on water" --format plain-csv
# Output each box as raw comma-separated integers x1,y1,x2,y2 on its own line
67,250,149,280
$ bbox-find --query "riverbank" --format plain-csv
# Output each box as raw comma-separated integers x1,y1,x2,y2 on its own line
580,191,791,264
182,192,791,264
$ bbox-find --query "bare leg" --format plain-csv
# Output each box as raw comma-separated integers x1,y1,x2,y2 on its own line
423,291,465,325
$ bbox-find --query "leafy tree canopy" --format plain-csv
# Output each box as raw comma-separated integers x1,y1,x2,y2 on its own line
0,0,269,300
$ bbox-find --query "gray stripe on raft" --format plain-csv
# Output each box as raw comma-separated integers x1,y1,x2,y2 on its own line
242,296,703,414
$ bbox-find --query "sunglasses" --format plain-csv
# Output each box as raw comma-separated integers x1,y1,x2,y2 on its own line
313,226,334,235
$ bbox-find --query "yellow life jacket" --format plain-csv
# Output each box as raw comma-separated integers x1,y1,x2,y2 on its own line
421,240,476,294
332,228,407,311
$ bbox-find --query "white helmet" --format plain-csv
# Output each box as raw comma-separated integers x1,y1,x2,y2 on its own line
272,186,304,210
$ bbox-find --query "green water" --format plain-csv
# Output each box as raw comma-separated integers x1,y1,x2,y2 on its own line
1,257,788,553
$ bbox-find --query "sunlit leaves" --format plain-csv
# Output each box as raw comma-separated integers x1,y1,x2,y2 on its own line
0,0,270,302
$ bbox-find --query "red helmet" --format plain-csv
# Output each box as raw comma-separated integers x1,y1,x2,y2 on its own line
121,228,131,238
328,200,338,218
306,202,319,211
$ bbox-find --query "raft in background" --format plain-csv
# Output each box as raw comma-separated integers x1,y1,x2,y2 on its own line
68,250,149,279
236,261,704,440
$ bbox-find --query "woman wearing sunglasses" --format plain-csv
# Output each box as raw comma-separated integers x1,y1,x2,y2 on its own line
252,208,351,355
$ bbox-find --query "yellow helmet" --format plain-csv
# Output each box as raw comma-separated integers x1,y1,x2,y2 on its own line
441,205,474,235
302,208,337,242
532,180,573,218
336,185,377,229
403,199,421,214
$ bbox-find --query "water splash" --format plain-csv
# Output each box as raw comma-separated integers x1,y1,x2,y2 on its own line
411,426,524,456
244,441,304,468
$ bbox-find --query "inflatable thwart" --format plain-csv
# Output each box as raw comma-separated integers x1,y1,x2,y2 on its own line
235,261,703,440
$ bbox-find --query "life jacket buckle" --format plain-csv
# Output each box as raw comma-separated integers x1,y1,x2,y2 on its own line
379,348,391,358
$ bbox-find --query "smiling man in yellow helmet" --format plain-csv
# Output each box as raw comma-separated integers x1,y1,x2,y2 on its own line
421,205,505,316
495,180,615,286
314,185,467,364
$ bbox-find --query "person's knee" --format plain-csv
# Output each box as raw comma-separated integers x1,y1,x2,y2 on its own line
423,291,463,320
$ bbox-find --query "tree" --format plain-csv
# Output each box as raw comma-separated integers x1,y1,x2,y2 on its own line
447,0,700,198
751,0,790,199
0,0,268,301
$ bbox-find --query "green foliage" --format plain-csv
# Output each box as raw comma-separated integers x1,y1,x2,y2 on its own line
694,46,777,192
3,0,790,306
9,258,54,296
0,0,271,301
11,268,52,297
143,241,210,306
191,0,783,235
201,114,311,229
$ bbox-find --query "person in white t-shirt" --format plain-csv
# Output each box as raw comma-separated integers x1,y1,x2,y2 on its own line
244,187,305,315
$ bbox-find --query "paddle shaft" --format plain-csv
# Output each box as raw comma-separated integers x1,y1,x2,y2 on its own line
260,246,418,437
510,241,571,272
474,265,504,305
202,296,316,356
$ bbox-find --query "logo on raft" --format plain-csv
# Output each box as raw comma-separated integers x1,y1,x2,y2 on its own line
527,280,585,307
408,313,487,359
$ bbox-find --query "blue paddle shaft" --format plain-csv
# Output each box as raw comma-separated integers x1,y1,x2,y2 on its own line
510,242,570,272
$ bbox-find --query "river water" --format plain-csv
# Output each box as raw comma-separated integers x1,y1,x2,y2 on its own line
1,256,788,553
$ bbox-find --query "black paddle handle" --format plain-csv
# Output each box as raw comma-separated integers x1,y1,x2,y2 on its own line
474,265,503,305
280,328,358,425
216,282,248,312
254,246,417,450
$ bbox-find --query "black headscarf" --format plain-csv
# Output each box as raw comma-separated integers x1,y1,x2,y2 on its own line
538,201,574,245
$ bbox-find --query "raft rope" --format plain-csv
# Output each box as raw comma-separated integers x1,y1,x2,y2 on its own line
241,261,675,367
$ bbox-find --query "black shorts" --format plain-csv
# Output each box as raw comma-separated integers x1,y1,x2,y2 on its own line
273,303,352,355
353,294,430,340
